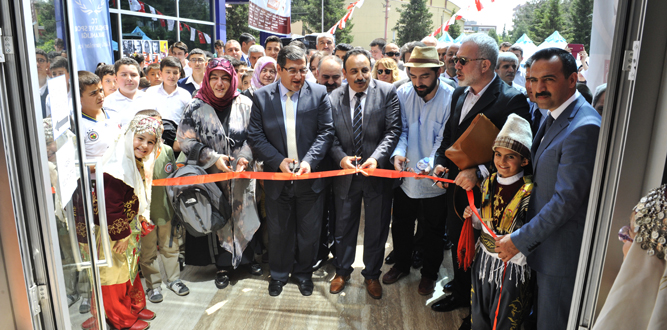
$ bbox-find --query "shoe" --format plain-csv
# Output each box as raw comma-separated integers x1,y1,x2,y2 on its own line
443,280,454,294
128,320,150,330
137,308,156,321
67,293,80,307
382,267,409,285
268,279,285,296
297,279,314,296
384,250,395,264
411,250,424,269
329,274,350,294
249,261,263,276
458,314,471,330
168,280,190,296
431,294,470,312
79,297,91,314
146,288,163,303
364,279,382,299
81,316,96,330
418,277,435,295
215,271,230,289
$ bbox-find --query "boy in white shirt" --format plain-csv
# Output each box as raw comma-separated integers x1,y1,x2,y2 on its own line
103,57,151,128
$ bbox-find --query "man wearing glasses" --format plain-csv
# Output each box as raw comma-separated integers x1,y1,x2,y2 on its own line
430,33,530,323
178,49,208,96
248,46,335,298
383,43,407,80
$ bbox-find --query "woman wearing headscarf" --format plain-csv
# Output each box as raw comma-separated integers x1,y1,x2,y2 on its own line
242,56,277,98
96,113,161,330
176,58,262,290
372,58,401,84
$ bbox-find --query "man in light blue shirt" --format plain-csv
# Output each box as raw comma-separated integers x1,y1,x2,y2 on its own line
382,47,453,296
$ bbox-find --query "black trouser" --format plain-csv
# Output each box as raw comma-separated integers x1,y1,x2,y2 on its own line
391,187,448,280
265,181,325,282
446,186,482,299
316,183,336,261
333,177,393,279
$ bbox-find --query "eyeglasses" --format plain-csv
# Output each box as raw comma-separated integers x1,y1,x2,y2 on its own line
207,58,232,70
453,57,486,66
377,69,392,75
190,58,206,64
36,58,48,63
384,52,399,57
283,67,308,76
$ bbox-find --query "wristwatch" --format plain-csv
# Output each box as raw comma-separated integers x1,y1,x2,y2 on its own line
475,168,483,181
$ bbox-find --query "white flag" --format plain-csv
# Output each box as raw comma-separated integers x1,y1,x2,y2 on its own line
128,0,141,11
190,27,196,41
204,33,211,44
167,20,175,31
149,5,157,20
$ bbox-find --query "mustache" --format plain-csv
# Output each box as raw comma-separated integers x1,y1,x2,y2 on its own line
535,91,551,97
354,78,367,84
416,85,428,89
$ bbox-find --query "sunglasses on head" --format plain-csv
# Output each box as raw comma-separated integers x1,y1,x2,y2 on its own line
384,52,399,57
453,57,486,66
207,58,232,70
377,69,392,75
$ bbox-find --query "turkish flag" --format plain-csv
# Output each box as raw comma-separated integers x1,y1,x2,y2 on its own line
138,1,146,12
198,31,205,44
475,0,484,11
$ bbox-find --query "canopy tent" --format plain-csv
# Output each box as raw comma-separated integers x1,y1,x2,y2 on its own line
536,31,568,51
124,27,152,41
438,32,454,44
512,33,538,64
453,34,466,44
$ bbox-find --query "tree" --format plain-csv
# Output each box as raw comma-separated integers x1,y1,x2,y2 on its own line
448,21,462,40
533,0,565,43
393,0,433,46
487,29,500,43
299,0,354,44
566,0,593,50
508,0,545,43
226,5,259,42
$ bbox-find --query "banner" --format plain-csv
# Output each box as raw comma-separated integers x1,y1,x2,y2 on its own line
72,0,113,72
248,0,291,35
121,38,169,64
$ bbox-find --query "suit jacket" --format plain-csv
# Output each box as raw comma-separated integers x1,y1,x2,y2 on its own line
511,94,601,277
328,80,402,199
247,80,335,200
434,75,531,178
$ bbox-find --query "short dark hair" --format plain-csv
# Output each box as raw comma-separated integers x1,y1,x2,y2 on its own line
50,56,68,72
530,47,577,79
500,41,512,48
77,71,100,96
239,33,256,45
265,36,282,47
47,51,61,61
222,55,243,71
214,40,224,48
288,40,307,53
509,45,523,56
54,38,64,48
95,64,115,79
172,41,188,53
524,57,533,69
400,41,426,63
159,56,181,71
36,48,48,60
130,53,145,65
139,77,151,89
145,62,160,74
342,48,371,70
114,57,141,75
187,48,206,60
334,43,353,53
576,82,593,104
277,45,306,68
370,38,386,50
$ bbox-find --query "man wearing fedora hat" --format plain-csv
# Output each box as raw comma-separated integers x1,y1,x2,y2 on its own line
431,33,531,321
382,46,454,296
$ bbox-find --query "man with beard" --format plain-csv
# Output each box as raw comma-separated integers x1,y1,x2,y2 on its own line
496,52,526,94
430,34,530,328
381,47,454,297
316,55,344,94
327,48,401,299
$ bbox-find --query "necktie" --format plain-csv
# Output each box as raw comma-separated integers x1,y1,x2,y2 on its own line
353,92,364,158
535,113,554,150
285,91,299,161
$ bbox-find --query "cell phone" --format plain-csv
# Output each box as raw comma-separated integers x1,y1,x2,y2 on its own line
567,44,585,59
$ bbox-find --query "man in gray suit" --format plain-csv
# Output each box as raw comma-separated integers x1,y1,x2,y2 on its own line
327,48,402,299
495,48,601,329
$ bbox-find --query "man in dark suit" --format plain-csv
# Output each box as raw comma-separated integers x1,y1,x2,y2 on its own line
327,49,402,299
495,48,601,329
431,33,531,318
247,46,335,297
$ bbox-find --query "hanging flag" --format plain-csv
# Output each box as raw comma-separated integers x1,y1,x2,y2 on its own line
190,27,196,41
167,19,175,31
203,33,211,44
328,0,365,34
475,0,484,11
197,31,205,44
128,0,141,11
137,1,146,12
178,23,183,31
248,0,291,35
184,24,190,31
156,10,165,27
149,5,157,20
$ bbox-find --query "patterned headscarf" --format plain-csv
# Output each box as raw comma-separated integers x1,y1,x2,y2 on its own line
251,56,278,89
195,58,239,110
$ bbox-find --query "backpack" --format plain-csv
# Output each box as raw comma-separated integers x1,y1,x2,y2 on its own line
166,143,231,262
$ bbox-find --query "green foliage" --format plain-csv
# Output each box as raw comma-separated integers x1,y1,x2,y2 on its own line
566,0,593,50
295,0,354,44
487,29,500,43
393,0,433,46
448,22,462,40
509,0,592,48
34,1,57,51
226,5,259,42
533,0,565,43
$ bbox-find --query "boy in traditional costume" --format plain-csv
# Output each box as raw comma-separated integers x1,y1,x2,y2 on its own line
462,114,536,330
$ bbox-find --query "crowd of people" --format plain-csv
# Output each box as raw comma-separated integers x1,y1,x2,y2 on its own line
38,30,610,330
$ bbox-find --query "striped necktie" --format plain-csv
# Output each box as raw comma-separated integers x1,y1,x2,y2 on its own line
353,92,364,158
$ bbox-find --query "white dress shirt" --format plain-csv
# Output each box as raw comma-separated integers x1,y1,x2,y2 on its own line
145,83,193,124
347,85,368,121
103,89,152,128
460,74,496,124
513,66,526,88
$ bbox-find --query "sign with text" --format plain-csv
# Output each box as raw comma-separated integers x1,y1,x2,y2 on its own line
248,0,291,35
72,0,113,72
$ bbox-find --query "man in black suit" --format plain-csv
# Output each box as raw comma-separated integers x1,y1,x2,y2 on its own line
430,33,531,319
327,49,402,299
247,46,335,297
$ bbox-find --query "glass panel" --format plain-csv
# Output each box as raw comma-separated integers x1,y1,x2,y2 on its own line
178,21,214,54
178,0,212,22
30,0,103,329
121,0,177,17
121,14,179,56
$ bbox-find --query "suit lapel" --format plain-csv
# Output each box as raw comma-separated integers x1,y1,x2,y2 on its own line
460,76,500,124
295,81,312,145
362,80,377,134
340,86,353,136
270,83,287,153
533,96,584,169
452,90,466,129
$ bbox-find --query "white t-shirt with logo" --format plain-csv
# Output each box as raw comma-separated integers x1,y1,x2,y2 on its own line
82,110,122,160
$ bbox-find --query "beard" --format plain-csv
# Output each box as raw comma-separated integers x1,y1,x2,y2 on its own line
325,82,339,93
414,76,438,98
